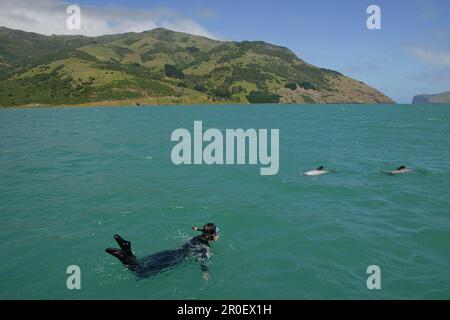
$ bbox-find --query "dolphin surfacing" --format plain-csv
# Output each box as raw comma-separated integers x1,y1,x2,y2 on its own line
304,166,329,176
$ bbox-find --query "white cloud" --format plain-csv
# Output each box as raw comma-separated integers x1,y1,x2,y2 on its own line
408,47,450,66
0,0,217,39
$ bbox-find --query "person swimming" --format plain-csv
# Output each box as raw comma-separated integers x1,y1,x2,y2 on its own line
105,223,220,279
304,165,329,176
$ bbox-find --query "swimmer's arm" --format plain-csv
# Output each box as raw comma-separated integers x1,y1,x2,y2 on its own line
198,250,209,271
200,260,210,281
197,248,210,274
200,260,209,272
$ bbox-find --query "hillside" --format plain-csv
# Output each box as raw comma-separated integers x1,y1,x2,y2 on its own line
0,26,394,107
412,91,450,104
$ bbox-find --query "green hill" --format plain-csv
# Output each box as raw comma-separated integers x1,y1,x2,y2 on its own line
0,27,394,107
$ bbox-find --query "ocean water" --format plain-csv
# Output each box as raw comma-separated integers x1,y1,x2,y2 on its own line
0,104,449,299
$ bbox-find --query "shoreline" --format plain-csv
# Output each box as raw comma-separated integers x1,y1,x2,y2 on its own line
0,101,400,110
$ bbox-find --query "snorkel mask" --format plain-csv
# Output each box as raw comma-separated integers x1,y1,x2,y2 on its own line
192,223,220,241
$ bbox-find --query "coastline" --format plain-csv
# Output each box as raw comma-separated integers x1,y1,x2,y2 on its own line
0,100,398,109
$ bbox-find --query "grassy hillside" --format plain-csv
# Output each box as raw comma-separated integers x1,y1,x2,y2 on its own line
0,27,394,107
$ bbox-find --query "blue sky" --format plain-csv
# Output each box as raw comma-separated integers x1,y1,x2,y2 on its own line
2,0,449,102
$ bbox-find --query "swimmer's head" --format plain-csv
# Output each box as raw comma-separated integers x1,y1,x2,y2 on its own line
192,223,220,241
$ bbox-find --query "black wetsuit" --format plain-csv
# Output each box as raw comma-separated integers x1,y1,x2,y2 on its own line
106,234,212,278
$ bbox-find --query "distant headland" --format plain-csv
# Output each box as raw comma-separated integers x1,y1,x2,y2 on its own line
412,90,450,104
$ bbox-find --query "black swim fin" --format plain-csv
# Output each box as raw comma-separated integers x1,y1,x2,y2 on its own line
114,234,135,257
105,248,137,267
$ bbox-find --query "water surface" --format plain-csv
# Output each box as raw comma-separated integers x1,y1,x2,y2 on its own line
0,104,449,299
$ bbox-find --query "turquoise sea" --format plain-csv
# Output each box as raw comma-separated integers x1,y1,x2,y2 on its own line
0,104,449,299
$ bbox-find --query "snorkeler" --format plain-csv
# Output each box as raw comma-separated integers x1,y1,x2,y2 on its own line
105,223,220,279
